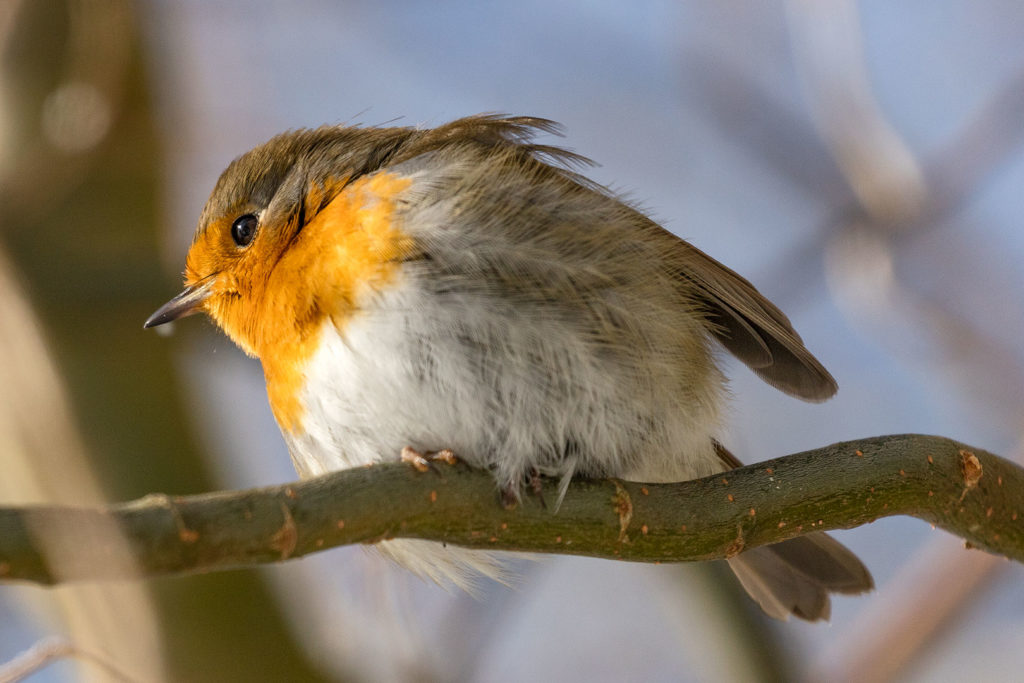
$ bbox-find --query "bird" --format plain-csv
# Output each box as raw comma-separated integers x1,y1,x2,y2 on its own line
145,114,872,621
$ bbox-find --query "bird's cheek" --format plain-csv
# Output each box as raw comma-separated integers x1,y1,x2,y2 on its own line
204,292,261,358
204,277,240,323
201,291,231,328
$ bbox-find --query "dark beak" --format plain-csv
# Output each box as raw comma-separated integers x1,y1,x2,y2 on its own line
144,277,214,329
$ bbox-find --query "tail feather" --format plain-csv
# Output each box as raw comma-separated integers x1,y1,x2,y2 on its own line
728,533,874,622
714,442,872,621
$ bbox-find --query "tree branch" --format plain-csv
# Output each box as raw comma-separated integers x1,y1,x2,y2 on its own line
1,434,1021,584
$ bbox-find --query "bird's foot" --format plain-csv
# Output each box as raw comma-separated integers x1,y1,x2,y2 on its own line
500,467,546,510
400,446,459,473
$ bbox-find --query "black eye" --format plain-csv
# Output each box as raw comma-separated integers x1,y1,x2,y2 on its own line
230,214,258,247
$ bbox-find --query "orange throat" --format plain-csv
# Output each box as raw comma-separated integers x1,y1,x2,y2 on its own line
207,172,415,434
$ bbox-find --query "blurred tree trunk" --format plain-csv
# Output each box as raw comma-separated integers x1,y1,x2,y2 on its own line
0,1,331,680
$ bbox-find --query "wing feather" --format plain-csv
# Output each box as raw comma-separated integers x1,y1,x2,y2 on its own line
671,239,837,402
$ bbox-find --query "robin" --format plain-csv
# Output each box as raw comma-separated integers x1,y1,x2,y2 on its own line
146,114,872,621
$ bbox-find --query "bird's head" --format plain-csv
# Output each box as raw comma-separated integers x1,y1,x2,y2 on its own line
144,126,416,357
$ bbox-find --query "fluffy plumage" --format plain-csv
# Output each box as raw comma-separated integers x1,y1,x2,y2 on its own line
148,114,871,619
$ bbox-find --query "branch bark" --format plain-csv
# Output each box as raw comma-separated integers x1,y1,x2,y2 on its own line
1,434,1021,584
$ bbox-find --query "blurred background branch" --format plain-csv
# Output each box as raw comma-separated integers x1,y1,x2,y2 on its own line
686,5,1024,676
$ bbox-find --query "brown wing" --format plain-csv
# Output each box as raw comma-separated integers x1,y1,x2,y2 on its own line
671,238,837,402
393,115,836,402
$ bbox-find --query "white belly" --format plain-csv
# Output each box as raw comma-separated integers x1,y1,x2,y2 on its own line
281,272,727,586
285,274,725,483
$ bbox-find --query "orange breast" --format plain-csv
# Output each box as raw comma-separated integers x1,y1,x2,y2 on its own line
257,172,415,434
